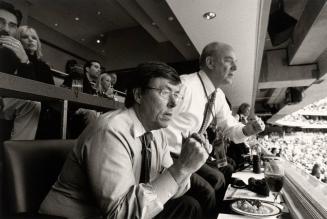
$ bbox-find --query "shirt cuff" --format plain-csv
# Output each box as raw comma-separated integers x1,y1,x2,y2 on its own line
233,125,248,143
151,170,178,204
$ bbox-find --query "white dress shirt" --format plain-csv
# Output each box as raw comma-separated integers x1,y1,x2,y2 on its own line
163,70,247,155
40,108,190,219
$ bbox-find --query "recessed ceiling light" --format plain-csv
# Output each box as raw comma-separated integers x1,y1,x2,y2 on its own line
203,12,216,20
100,33,104,37
168,16,174,21
96,39,101,44
54,23,58,27
75,17,80,21
97,11,102,15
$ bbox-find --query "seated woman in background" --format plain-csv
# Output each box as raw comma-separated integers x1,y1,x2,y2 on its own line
16,25,61,139
96,73,116,99
15,25,54,84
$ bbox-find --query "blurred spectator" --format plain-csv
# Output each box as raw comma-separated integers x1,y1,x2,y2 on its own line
61,59,83,88
235,103,251,125
271,147,278,156
311,163,321,179
109,72,117,88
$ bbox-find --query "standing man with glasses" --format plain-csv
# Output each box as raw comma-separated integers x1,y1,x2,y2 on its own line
0,1,41,140
40,62,210,219
163,41,265,217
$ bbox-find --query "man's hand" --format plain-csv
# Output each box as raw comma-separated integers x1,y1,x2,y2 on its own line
169,133,211,184
242,116,265,136
0,35,29,63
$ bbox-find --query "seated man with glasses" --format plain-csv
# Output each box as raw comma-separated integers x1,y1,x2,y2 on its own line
145,86,183,102
40,62,211,219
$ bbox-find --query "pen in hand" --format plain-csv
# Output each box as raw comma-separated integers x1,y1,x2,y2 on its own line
181,132,211,155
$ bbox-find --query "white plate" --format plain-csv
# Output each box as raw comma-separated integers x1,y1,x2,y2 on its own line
230,200,281,217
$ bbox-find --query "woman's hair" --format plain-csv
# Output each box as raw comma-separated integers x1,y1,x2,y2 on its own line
237,103,250,115
15,25,43,59
96,73,111,95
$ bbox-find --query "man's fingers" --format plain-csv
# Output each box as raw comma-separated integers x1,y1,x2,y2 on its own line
190,133,206,144
181,132,189,144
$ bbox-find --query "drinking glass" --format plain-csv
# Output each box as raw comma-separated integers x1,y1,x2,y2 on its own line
72,79,83,98
264,160,284,203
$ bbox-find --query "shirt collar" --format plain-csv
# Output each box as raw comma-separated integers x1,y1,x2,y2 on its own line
198,70,216,96
128,107,147,138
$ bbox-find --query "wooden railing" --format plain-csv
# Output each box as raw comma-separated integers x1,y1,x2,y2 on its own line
0,72,124,139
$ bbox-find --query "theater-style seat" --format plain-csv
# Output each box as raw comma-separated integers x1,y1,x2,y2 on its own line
3,140,76,218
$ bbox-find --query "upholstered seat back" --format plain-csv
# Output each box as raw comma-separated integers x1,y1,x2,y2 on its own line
3,140,76,214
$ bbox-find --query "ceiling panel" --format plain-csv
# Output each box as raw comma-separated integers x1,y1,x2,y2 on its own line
166,0,266,107
25,0,138,48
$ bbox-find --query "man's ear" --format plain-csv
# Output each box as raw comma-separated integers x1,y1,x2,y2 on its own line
206,56,214,70
133,88,142,104
85,67,90,73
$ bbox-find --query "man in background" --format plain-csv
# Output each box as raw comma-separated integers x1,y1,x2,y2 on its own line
163,41,265,216
82,60,101,94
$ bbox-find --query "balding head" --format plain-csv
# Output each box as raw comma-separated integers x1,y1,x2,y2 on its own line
199,42,234,68
199,41,237,87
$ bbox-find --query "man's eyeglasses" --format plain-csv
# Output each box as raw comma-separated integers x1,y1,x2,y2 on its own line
145,87,183,102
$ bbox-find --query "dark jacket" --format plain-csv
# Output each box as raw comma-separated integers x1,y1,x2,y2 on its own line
0,48,60,139
17,54,54,85
83,75,96,95
0,48,54,85
0,47,20,74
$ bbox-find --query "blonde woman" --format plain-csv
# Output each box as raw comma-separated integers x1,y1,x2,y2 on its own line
16,26,61,138
96,73,115,98
15,25,54,84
